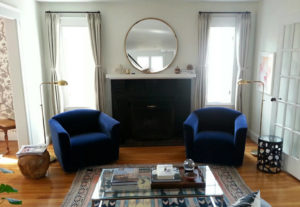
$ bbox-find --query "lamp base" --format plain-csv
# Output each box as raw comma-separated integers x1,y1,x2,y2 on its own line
50,154,57,163
251,149,258,157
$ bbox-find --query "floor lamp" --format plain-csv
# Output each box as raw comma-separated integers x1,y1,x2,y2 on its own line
237,80,264,156
40,80,68,162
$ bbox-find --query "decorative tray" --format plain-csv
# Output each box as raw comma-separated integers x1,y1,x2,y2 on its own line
151,167,205,189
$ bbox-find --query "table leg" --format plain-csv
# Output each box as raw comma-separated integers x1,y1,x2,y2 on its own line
4,129,9,153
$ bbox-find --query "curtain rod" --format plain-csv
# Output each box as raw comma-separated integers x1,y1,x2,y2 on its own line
45,11,100,14
199,11,250,14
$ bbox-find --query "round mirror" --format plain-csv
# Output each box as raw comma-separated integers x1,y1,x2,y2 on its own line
125,18,178,73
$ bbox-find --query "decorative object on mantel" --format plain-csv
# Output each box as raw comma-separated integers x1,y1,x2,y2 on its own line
174,66,181,74
187,64,193,70
125,18,178,73
115,64,131,74
181,64,195,74
237,79,264,157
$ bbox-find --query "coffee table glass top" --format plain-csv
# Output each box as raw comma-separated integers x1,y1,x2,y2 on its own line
91,166,223,201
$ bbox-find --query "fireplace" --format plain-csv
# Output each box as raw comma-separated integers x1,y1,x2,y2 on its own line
111,79,191,146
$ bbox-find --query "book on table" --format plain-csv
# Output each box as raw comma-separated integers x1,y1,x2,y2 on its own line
107,168,151,192
16,144,47,158
111,168,139,185
152,165,181,183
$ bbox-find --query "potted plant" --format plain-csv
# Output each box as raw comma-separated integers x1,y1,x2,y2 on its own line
0,184,22,205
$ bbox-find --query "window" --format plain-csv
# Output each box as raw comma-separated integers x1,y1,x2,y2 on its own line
136,55,163,72
137,56,149,69
206,16,237,106
151,56,163,72
59,17,95,110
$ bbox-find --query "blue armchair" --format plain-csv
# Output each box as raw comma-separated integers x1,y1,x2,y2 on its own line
49,109,120,172
183,107,247,166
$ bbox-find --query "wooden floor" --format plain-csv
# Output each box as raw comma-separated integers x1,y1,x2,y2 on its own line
0,139,299,207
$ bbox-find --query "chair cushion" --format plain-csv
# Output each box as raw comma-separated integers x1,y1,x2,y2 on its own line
192,131,235,164
70,132,110,149
194,131,234,146
69,132,114,168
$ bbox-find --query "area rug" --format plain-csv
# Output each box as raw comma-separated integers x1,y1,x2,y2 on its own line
61,164,252,207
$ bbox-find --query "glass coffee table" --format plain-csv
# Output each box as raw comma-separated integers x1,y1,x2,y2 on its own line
91,166,224,206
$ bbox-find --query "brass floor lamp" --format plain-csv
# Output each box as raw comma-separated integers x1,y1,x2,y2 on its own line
237,80,264,156
40,80,68,162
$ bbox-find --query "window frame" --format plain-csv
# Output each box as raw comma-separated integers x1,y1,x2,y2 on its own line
205,14,238,107
58,16,96,111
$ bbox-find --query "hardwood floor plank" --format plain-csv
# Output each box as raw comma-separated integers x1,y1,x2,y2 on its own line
0,139,299,206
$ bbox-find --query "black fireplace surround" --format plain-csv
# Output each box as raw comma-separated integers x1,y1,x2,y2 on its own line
111,79,191,146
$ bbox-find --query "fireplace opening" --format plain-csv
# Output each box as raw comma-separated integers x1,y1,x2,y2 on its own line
111,79,191,146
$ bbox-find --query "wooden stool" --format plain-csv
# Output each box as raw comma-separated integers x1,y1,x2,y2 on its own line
0,119,16,153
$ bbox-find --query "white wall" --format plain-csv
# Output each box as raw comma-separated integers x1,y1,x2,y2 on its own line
0,0,44,146
37,0,258,119
249,0,300,141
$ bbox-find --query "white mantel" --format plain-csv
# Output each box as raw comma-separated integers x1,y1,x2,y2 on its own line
106,73,196,80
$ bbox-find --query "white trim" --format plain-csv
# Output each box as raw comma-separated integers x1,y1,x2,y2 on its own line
274,123,300,136
280,75,300,80
36,0,260,2
106,73,196,80
0,3,20,19
0,3,32,147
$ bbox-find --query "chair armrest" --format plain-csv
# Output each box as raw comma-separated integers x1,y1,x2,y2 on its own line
98,112,120,143
183,112,199,158
234,114,248,147
48,119,71,162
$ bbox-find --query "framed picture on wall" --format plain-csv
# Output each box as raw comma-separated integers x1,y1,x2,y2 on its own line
258,52,275,94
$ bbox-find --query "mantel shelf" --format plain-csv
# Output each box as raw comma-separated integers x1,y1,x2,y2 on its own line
106,73,196,80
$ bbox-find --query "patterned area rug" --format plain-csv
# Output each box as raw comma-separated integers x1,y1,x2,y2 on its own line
61,164,252,207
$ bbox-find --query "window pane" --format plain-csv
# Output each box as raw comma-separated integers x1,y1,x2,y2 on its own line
137,56,149,69
151,56,163,72
59,26,95,110
206,27,235,104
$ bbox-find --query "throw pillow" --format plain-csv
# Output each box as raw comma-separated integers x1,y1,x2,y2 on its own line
231,191,261,207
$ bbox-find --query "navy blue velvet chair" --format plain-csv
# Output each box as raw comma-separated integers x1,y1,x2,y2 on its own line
49,109,120,172
183,107,247,166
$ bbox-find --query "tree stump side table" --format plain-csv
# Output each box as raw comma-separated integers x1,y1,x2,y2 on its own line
18,150,50,179
257,135,283,173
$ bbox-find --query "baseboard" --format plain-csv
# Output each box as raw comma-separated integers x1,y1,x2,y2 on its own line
248,129,258,144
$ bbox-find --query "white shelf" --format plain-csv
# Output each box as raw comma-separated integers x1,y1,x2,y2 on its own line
106,73,196,80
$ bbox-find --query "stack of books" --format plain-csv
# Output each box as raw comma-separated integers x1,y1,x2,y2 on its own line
110,168,139,191
152,164,181,182
16,145,47,158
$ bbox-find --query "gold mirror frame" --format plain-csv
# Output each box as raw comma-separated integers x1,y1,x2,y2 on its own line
124,17,178,73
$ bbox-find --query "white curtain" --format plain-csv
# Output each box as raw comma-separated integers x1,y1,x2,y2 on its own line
45,13,62,115
193,13,210,110
235,13,251,112
87,13,105,111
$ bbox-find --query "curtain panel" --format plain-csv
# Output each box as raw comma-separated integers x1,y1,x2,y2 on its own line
87,13,105,112
193,13,210,110
45,13,63,115
235,13,251,112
